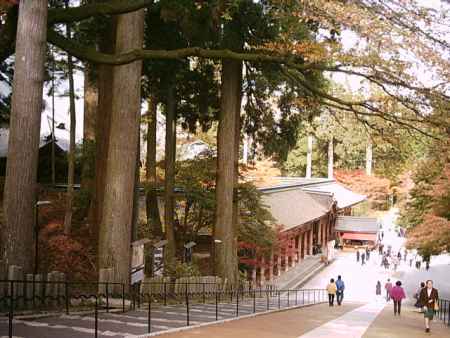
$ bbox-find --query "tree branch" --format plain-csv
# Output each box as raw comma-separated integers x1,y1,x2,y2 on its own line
47,0,154,24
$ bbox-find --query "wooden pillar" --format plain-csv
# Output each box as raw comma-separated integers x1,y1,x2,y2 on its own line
261,256,266,283
308,229,313,255
252,265,257,285
301,233,305,259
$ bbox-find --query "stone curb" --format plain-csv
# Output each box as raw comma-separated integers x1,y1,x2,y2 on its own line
128,301,327,338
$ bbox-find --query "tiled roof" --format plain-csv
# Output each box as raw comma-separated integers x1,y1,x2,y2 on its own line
335,216,379,233
301,182,366,209
261,187,329,231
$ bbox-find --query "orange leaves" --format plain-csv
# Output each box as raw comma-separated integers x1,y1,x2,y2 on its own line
261,41,327,63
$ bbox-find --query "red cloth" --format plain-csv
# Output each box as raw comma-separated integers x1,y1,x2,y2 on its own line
390,286,406,301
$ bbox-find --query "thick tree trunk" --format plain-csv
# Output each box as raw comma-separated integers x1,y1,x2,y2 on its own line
328,138,334,179
2,0,48,272
98,10,144,284
366,137,373,176
214,59,241,283
51,51,56,185
146,96,163,238
90,16,116,235
306,134,313,178
81,62,98,190
131,127,141,242
64,20,76,235
164,84,177,264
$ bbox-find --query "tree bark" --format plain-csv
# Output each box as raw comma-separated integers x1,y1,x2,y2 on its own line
98,10,144,284
146,96,163,237
164,84,177,264
214,59,241,283
81,62,98,188
2,0,48,273
327,138,334,179
64,16,76,235
131,125,141,242
90,15,116,236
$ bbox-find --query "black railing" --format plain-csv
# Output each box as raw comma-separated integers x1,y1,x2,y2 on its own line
0,279,326,338
437,298,450,327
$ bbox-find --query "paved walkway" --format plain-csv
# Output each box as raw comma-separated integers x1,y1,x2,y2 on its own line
150,301,450,338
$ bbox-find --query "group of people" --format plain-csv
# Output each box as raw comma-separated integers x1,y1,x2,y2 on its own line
377,278,439,333
326,275,345,306
355,247,371,265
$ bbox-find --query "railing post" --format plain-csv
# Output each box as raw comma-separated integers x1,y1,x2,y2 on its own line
302,290,305,305
287,290,290,307
253,290,256,313
94,295,98,338
215,291,219,321
65,282,69,315
185,283,190,326
278,290,281,309
9,281,14,338
295,289,298,306
202,283,206,304
106,282,109,313
148,295,151,333
266,290,269,311
314,290,316,303
164,282,167,306
236,289,239,317
122,283,125,313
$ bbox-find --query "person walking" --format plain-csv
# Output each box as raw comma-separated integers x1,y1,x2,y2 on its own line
361,252,366,265
335,275,345,306
376,281,382,296
356,250,360,262
390,281,406,315
385,279,393,302
415,282,425,308
418,280,439,333
366,247,370,261
327,278,337,306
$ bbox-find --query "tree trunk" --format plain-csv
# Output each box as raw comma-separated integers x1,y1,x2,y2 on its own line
64,18,76,235
328,138,334,179
131,126,141,242
51,50,56,185
146,96,163,237
90,16,116,236
98,10,144,284
214,59,241,283
81,62,98,190
164,84,177,264
306,134,313,178
366,137,373,176
2,0,48,272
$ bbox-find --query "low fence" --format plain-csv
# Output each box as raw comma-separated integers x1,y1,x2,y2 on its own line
0,278,326,338
437,298,450,327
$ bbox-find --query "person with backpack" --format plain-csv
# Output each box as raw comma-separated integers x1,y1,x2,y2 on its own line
327,278,337,306
390,281,406,315
335,275,345,306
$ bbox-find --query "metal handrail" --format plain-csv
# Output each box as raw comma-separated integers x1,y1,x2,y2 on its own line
0,279,326,338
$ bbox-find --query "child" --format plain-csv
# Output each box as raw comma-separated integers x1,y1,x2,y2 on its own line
327,278,337,306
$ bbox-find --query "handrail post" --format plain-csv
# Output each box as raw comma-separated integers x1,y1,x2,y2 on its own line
266,290,269,311
295,289,298,306
236,289,239,317
215,291,219,321
203,283,206,304
94,295,98,338
9,281,14,338
253,289,256,313
122,283,125,313
185,283,190,326
106,282,109,313
164,282,167,306
278,290,281,309
65,282,69,315
287,290,290,307
148,295,151,333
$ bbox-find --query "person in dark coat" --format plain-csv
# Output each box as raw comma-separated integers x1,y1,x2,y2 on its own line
356,250,360,262
418,280,439,333
376,281,382,296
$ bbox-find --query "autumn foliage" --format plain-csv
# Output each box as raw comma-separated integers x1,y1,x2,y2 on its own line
334,169,391,210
